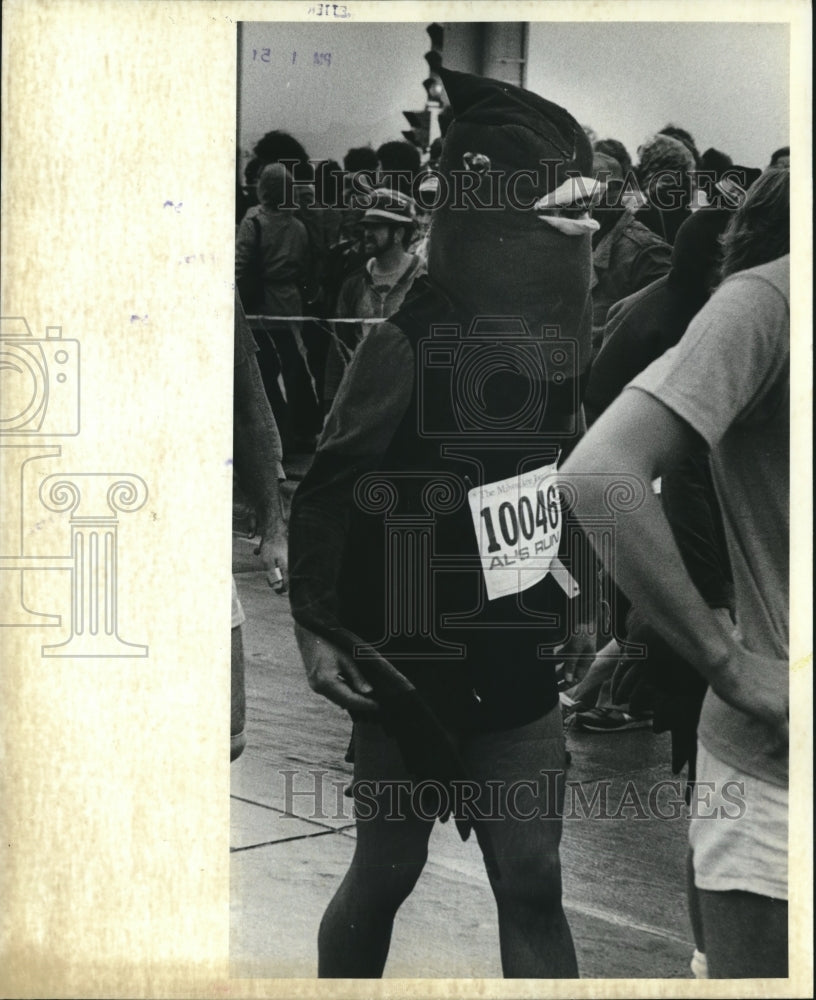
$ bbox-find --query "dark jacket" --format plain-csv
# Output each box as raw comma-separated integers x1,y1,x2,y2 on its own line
290,278,594,734
235,206,310,317
587,209,735,777
587,208,734,611
590,210,672,349
323,254,426,408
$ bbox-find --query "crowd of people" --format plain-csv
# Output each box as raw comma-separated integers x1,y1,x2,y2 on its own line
232,66,791,981
233,115,786,451
234,134,434,452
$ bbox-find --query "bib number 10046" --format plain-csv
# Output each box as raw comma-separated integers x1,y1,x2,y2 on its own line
479,484,561,553
467,463,577,601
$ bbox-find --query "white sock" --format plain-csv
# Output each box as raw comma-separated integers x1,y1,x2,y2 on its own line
690,948,708,979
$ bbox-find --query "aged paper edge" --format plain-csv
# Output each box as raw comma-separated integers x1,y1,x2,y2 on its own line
1,1,811,997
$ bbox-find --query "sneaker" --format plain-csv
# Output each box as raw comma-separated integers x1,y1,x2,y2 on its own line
559,691,585,710
573,707,653,732
559,691,588,726
690,949,708,979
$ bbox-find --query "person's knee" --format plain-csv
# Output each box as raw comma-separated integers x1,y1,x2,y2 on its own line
491,846,563,912
346,840,429,909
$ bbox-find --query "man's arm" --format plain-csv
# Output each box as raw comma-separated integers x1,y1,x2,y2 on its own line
584,290,665,425
234,214,257,285
561,388,788,739
289,321,415,713
233,297,288,588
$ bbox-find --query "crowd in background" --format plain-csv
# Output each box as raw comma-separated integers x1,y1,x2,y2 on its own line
233,117,788,457
232,79,792,981
233,113,789,749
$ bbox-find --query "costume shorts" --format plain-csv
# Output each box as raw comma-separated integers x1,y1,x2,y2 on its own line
231,576,246,630
352,703,567,823
689,742,787,900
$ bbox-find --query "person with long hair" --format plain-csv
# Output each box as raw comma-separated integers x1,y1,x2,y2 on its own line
561,164,791,977
719,166,790,279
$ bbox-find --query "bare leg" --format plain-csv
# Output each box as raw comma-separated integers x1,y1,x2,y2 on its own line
568,638,620,707
688,744,788,978
686,848,705,953
317,721,434,977
463,708,579,978
697,889,787,978
230,625,247,762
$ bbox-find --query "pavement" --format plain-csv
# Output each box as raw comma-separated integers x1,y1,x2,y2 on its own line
229,454,698,981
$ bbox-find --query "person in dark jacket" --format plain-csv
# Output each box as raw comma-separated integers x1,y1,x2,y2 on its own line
589,152,672,351
288,66,600,979
569,208,735,724
235,163,315,451
635,132,697,245
585,208,732,424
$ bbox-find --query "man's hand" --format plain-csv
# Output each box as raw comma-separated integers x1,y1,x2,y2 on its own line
255,524,288,594
712,645,789,748
294,623,380,715
555,630,598,687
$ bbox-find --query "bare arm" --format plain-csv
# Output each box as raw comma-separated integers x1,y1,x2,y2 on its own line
561,388,788,739
233,325,288,589
234,214,256,284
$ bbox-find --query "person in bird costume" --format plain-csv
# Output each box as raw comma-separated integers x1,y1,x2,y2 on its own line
289,67,600,978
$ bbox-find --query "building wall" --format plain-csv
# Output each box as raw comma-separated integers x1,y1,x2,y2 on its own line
439,23,483,77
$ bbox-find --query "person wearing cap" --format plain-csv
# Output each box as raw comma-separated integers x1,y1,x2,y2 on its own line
289,67,602,978
323,188,425,415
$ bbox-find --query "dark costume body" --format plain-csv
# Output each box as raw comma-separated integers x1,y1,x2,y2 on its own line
288,67,596,978
290,67,595,741
290,277,592,734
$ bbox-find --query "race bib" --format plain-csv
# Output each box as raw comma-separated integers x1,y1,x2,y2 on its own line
467,462,579,601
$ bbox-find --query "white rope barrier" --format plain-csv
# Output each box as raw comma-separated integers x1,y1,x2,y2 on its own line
245,315,386,403
245,315,386,324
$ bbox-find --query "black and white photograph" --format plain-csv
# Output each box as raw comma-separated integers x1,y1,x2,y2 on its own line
229,11,807,984
1,2,811,996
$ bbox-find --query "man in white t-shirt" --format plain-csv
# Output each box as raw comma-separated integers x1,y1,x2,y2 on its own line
562,242,790,976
